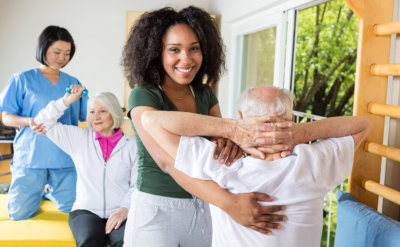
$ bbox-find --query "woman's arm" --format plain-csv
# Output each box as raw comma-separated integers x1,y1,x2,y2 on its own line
208,103,242,165
131,106,285,234
1,112,46,137
32,86,86,154
105,207,129,234
2,112,31,127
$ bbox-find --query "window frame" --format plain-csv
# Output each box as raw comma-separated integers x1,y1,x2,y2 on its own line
228,0,329,118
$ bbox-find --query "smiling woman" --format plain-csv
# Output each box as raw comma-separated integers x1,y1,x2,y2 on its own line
162,24,203,88
0,25,87,221
121,6,287,247
122,6,234,247
87,96,122,137
40,41,72,85
32,87,138,247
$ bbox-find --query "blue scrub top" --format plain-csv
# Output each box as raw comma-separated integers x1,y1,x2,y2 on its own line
0,68,87,169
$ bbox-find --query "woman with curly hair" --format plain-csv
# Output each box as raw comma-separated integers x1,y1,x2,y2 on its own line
122,6,287,247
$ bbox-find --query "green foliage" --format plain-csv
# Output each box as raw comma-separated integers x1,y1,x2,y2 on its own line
321,180,348,247
294,0,358,116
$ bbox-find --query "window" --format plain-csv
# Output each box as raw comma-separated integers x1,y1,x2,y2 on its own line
229,11,286,117
293,0,358,117
241,27,277,90
230,0,357,118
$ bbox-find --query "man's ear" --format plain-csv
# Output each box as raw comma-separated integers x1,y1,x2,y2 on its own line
292,114,295,122
238,111,243,119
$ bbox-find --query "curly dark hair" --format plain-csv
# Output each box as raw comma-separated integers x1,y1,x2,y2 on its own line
122,6,225,91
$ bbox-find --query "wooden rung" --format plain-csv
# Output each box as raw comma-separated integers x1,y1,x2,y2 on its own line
368,103,400,118
373,21,400,36
362,179,400,205
365,142,400,162
370,64,400,76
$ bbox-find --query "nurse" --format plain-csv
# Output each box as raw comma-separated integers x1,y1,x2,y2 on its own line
0,25,87,220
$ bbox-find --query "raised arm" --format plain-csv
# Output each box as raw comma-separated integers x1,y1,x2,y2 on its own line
33,85,85,133
132,107,286,234
2,85,85,134
30,85,86,155
270,116,370,149
141,110,292,160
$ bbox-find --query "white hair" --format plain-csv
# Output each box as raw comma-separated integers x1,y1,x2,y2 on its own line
238,86,295,120
87,92,124,129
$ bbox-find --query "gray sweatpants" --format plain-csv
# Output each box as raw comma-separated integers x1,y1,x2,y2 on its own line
123,190,212,247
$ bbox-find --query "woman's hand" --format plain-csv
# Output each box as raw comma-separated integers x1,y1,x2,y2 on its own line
63,85,86,107
212,138,243,166
231,115,293,159
29,118,46,135
105,207,128,234
222,192,286,235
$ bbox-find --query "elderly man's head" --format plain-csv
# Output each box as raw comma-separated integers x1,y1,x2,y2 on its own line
238,86,295,120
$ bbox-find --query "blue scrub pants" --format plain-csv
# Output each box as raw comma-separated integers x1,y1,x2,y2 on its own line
7,166,77,220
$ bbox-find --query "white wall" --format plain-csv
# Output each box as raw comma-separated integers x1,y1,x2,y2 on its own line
0,0,299,117
0,0,210,106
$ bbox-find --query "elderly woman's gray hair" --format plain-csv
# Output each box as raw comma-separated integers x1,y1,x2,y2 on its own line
87,92,124,129
238,86,295,120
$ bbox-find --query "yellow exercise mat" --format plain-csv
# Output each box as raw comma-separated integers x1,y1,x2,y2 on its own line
0,194,75,247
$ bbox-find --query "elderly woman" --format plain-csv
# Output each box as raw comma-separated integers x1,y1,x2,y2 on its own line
33,85,138,247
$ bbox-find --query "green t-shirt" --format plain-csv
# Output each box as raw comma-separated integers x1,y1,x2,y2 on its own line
128,85,219,198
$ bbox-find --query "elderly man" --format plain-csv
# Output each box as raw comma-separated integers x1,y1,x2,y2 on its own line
141,85,369,247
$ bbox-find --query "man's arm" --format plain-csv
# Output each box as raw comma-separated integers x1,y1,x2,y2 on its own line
284,116,369,149
142,111,369,156
133,107,286,234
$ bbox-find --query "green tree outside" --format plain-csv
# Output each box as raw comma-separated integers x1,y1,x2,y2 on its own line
294,1,358,246
294,0,358,117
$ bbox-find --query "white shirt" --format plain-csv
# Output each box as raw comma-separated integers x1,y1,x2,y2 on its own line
175,135,354,247
35,99,138,218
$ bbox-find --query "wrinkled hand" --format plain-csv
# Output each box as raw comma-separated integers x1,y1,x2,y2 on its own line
29,118,46,136
63,85,86,107
212,138,243,166
224,192,286,235
254,126,294,159
231,115,293,159
105,207,128,234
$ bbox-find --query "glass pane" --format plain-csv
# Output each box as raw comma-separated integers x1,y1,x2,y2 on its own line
241,27,276,90
293,0,358,117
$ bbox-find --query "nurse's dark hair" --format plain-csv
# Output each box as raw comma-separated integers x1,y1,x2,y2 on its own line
36,25,76,67
122,6,225,91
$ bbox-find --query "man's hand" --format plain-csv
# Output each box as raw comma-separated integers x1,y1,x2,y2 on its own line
231,115,293,159
223,192,286,235
105,207,128,234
